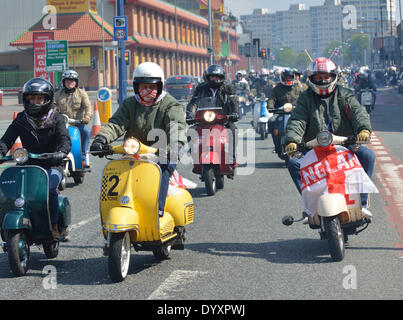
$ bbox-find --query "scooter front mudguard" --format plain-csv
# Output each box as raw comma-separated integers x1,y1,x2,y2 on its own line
317,193,348,217
200,151,221,164
2,211,31,230
103,207,140,237
68,126,82,170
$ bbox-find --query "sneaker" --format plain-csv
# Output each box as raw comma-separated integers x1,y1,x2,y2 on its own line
302,212,309,224
82,161,90,168
362,208,373,219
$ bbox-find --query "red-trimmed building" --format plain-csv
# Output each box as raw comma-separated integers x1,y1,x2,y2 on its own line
8,0,240,90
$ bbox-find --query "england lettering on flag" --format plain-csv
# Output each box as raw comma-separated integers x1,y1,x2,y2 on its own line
300,145,378,215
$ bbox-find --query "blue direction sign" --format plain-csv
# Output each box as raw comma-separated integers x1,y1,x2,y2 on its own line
97,88,111,102
113,16,128,41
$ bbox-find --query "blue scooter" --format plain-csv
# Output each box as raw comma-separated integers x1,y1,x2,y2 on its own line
0,148,71,276
268,103,295,163
59,115,91,189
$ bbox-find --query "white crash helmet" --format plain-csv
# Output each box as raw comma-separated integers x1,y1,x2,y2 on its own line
306,57,338,96
236,70,244,79
133,62,165,96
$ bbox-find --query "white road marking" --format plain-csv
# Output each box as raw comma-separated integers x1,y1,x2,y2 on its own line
68,215,99,232
147,270,208,300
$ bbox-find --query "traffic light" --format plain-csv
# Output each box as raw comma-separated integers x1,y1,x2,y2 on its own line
260,48,266,59
91,57,97,71
124,50,131,66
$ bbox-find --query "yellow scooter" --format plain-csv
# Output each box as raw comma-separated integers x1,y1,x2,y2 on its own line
93,138,194,282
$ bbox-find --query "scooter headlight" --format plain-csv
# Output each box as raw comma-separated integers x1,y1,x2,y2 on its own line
13,148,29,164
203,111,216,123
317,131,333,147
123,138,140,155
283,103,293,113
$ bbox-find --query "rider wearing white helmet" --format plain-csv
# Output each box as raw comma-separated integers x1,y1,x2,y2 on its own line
90,62,187,217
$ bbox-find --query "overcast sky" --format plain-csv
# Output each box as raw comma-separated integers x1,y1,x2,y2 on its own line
226,0,326,17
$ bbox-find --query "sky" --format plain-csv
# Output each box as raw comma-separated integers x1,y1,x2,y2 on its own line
226,0,326,18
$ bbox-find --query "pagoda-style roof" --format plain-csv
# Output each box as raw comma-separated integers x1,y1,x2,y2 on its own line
9,12,122,47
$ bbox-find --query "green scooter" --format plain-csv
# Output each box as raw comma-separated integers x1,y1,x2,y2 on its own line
0,148,71,276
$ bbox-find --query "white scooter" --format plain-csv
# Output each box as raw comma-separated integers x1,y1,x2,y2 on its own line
282,131,378,261
360,88,375,114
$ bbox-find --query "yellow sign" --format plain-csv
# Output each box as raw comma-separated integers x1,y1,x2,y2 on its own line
68,47,91,67
47,0,97,14
213,19,221,56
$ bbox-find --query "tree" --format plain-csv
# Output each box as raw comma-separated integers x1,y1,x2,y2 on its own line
274,47,297,66
295,51,312,70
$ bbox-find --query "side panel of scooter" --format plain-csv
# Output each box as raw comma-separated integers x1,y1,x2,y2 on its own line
165,188,194,226
0,166,51,238
100,159,161,242
58,195,71,228
68,126,82,170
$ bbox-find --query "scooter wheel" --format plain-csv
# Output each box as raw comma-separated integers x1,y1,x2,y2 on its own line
73,175,84,185
7,230,30,276
153,243,172,260
108,232,131,282
203,167,216,196
324,216,345,261
43,241,59,259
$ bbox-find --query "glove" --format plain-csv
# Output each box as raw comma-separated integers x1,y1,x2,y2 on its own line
356,129,371,143
90,136,108,157
285,142,298,156
51,152,66,165
228,113,239,122
82,117,90,125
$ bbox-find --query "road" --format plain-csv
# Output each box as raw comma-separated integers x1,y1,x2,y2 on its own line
0,88,401,306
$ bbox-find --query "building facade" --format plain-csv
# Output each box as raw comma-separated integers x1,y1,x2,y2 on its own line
2,0,240,90
240,0,397,62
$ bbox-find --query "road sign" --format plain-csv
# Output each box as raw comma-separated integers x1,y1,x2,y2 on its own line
97,87,112,123
113,16,128,41
97,87,111,102
46,40,68,72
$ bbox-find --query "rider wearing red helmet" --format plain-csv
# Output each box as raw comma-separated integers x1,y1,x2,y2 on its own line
284,57,375,218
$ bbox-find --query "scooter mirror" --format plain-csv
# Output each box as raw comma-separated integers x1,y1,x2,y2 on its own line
282,215,294,226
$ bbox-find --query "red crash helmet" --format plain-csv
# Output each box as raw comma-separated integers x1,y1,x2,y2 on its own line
306,57,338,96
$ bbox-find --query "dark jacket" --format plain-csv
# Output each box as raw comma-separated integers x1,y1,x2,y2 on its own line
0,107,72,169
186,82,239,119
267,82,304,109
285,86,372,145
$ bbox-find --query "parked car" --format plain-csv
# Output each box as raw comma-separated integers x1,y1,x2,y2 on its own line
165,75,197,101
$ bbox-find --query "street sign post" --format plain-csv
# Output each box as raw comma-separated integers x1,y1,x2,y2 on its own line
113,1,127,106
46,40,68,72
113,16,128,41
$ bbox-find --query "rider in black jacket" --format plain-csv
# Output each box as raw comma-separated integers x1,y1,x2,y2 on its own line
186,64,239,165
0,78,71,239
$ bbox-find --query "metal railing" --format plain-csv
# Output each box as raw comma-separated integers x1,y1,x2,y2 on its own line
0,71,34,90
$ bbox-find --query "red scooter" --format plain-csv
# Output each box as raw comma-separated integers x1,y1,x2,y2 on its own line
187,98,237,196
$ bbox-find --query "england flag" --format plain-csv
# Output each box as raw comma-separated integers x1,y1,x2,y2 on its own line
300,145,378,215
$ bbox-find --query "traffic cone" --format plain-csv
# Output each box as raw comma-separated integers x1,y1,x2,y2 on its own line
9,112,22,155
91,101,102,138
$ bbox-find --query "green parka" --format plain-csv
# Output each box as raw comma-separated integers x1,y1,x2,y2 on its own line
267,83,304,109
96,92,187,151
285,86,372,145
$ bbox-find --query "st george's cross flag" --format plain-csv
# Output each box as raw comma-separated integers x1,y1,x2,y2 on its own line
300,145,378,215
